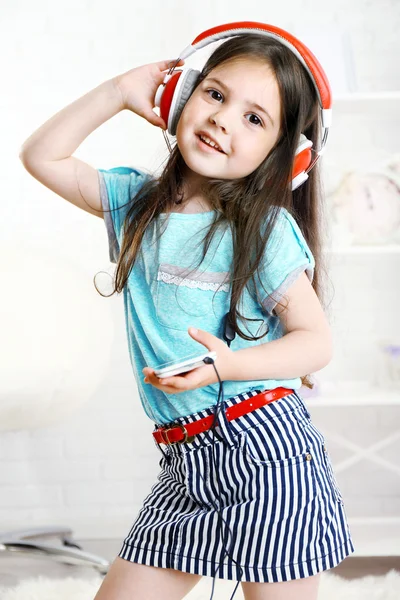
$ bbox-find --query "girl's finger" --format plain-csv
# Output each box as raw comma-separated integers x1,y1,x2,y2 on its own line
143,111,166,129
163,379,186,391
159,58,185,70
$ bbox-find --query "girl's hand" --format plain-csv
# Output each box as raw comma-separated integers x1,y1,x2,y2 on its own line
113,58,185,129
142,327,235,394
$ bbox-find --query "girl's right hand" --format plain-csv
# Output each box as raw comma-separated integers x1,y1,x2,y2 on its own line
113,59,185,130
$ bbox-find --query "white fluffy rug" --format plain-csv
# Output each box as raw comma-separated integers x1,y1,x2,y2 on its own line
0,570,399,600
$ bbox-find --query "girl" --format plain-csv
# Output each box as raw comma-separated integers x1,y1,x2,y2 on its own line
20,21,355,600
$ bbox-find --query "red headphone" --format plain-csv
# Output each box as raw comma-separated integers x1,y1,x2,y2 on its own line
155,21,332,191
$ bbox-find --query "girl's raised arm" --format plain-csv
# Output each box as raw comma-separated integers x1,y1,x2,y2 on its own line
18,59,182,218
19,78,123,218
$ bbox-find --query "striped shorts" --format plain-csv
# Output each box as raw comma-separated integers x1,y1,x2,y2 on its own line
118,388,355,583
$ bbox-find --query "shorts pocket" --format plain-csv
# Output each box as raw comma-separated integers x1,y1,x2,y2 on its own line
237,407,312,465
239,431,313,468
156,262,230,331
237,422,318,504
322,444,345,505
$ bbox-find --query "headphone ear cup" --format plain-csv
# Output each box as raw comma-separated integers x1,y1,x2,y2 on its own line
155,70,183,132
168,69,200,136
258,133,314,192
292,133,313,190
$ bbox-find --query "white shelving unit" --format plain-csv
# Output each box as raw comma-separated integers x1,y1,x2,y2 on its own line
306,91,400,556
320,87,400,393
321,87,400,397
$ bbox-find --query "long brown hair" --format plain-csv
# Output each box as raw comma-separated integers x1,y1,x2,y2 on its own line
98,34,333,389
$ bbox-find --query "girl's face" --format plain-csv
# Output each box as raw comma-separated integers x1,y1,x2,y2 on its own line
175,57,281,189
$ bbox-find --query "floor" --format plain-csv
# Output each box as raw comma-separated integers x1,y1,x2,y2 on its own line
0,538,399,588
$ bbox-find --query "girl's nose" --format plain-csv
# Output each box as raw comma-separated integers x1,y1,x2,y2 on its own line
209,112,229,133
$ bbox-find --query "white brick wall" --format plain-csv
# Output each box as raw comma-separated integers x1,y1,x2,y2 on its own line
2,0,399,549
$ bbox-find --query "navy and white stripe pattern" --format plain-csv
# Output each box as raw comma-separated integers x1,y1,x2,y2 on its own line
119,389,355,582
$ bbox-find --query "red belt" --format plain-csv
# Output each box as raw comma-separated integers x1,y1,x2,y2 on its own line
153,387,294,445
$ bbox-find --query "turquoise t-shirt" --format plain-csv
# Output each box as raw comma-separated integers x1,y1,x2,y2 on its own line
98,166,315,425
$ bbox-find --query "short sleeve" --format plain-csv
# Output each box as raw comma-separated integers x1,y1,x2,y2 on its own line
259,208,315,315
97,166,153,263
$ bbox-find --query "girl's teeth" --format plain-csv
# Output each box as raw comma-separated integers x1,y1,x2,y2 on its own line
200,135,222,152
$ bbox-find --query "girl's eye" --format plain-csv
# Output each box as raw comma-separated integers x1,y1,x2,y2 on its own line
205,89,264,127
206,89,223,102
245,114,263,127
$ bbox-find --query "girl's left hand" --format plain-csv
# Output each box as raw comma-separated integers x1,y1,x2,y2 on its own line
142,327,235,394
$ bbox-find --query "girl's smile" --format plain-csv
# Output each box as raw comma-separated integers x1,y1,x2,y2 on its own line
195,132,227,155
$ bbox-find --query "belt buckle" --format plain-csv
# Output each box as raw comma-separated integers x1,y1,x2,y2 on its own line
161,423,195,445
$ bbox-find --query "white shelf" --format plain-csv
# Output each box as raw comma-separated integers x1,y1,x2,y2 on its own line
323,244,400,254
304,385,400,407
331,90,400,117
